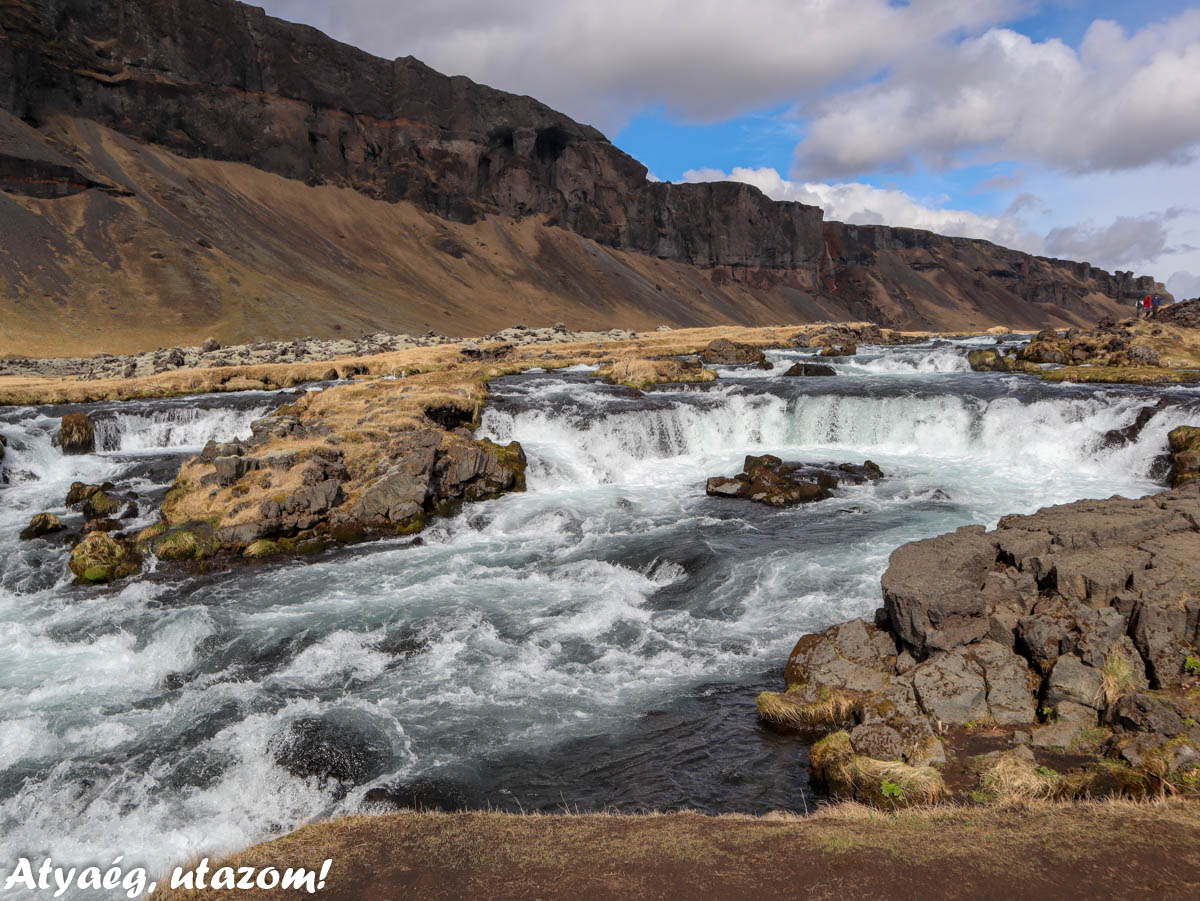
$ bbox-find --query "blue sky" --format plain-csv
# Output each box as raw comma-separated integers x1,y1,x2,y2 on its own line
260,0,1200,297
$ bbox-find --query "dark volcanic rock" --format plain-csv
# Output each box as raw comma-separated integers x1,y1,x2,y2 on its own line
760,486,1200,806
0,0,1169,339
782,362,837,377
706,455,882,506
274,714,394,787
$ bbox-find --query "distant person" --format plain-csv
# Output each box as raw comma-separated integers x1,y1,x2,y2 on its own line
1152,294,1161,317
1143,296,1153,318
1135,297,1144,318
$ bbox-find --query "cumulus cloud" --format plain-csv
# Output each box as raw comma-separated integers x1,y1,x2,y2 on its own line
794,13,1200,178
682,166,1040,250
1167,271,1200,300
259,0,1024,133
1043,214,1172,268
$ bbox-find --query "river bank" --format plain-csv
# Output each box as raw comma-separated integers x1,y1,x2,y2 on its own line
154,801,1200,900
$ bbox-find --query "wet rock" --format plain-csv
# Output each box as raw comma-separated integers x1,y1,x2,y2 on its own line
83,517,122,533
81,489,121,519
148,522,218,561
19,512,64,540
68,531,141,583
699,338,767,367
782,362,836,377
1101,399,1175,449
706,455,882,507
1167,425,1200,488
967,349,1040,374
58,412,95,454
274,714,393,786
818,343,857,357
363,778,480,812
65,482,102,507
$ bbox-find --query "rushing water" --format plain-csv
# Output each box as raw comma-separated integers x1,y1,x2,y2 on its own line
0,339,1197,884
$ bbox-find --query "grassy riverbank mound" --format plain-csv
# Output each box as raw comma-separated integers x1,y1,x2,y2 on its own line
0,324,854,406
154,800,1200,900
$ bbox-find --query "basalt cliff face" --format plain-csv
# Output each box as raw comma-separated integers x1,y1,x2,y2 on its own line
0,0,1170,355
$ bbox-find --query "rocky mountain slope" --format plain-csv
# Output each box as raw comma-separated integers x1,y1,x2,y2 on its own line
0,0,1170,356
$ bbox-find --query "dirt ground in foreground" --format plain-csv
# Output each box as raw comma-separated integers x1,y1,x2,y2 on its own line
155,801,1200,900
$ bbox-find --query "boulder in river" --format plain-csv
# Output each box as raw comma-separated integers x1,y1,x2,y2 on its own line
706,455,883,507
68,531,141,583
782,362,836,377
58,412,95,454
19,512,64,540
274,714,394,787
699,338,768,367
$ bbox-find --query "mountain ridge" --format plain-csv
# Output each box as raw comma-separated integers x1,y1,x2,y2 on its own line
0,0,1170,355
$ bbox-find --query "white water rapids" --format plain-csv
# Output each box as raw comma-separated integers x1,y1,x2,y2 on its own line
0,340,1197,892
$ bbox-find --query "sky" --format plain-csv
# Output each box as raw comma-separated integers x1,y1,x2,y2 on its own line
259,0,1200,298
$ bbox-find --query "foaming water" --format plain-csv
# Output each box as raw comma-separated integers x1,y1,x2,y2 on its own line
0,350,1196,889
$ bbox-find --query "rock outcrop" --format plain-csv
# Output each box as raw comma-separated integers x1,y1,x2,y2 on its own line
0,0,1171,354
706,455,882,506
759,488,1200,804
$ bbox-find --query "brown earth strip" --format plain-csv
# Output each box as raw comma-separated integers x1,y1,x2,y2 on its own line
154,801,1200,900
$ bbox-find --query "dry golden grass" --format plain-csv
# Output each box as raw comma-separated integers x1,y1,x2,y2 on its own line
1101,648,1138,707
596,357,718,388
756,689,858,729
978,751,1061,802
0,324,835,406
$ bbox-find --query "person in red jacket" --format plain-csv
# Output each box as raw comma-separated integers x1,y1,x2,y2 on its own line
1142,296,1153,317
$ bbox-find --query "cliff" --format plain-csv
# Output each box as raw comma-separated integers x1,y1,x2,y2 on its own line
0,0,1170,355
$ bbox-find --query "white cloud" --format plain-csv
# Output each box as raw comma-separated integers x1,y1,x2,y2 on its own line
681,166,1039,250
794,13,1200,178
1044,215,1171,268
259,0,1026,133
1167,271,1200,300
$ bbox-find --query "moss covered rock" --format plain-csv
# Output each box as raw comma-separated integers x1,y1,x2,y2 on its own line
58,412,95,454
243,539,282,558
19,512,64,540
83,489,120,518
809,730,946,808
967,349,1041,374
69,531,141,583
150,522,217,561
